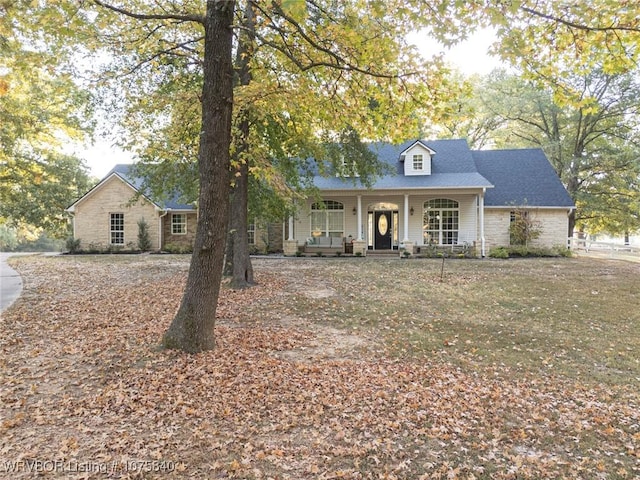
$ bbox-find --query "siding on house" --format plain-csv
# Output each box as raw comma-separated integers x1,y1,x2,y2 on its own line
296,193,479,248
72,175,161,250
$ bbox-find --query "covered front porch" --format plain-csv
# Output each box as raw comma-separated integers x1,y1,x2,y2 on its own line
283,190,487,257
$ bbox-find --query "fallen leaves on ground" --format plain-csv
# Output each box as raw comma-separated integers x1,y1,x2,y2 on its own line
0,255,638,479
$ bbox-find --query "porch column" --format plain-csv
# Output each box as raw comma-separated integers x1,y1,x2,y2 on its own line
403,194,410,242
356,195,363,240
287,215,294,241
283,211,298,256
479,189,486,257
352,195,366,256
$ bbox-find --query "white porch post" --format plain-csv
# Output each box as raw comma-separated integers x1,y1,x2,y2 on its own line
287,215,294,241
356,195,363,240
353,195,367,256
479,189,486,257
283,208,298,256
403,194,410,242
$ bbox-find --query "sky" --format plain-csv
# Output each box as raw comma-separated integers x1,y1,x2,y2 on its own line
78,28,502,179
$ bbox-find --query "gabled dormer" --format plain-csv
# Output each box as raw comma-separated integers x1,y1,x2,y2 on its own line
399,140,436,176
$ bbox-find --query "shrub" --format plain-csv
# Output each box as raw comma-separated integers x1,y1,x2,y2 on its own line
553,245,573,257
137,218,152,252
65,237,82,254
489,245,572,258
164,243,193,254
489,247,510,258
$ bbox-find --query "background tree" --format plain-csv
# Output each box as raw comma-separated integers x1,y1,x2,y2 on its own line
0,2,94,239
461,70,640,237
21,0,640,351
100,1,461,290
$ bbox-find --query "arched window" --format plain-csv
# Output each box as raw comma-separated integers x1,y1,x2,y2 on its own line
423,198,459,245
310,200,344,238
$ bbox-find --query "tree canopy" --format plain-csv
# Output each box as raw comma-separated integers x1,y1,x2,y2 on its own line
0,1,94,238
9,0,640,350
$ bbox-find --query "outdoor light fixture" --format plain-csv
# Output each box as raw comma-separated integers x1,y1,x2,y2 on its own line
410,206,414,215
352,207,357,215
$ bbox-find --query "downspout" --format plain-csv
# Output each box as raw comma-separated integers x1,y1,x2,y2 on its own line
288,214,294,241
479,189,486,257
403,193,410,242
356,195,363,240
158,209,169,251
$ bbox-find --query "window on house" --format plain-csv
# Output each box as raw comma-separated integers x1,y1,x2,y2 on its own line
310,200,344,237
336,157,359,177
413,154,423,170
247,223,256,245
171,214,187,235
110,213,124,245
423,198,459,245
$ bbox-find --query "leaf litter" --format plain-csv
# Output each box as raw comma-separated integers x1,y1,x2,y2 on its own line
0,255,638,479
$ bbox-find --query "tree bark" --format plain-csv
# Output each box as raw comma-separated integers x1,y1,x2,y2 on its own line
162,0,235,353
225,0,255,289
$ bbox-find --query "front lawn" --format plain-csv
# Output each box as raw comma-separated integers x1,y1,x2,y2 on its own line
1,255,638,479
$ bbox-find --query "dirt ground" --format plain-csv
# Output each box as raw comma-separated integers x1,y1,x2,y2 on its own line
0,255,638,479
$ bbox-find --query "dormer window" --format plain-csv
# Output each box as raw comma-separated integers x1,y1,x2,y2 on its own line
413,154,423,170
400,140,436,176
336,156,359,177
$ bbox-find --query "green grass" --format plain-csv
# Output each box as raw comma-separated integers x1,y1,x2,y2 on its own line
282,257,640,386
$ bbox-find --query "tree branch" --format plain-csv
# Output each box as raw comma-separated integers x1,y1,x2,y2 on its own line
250,1,412,80
92,0,205,25
520,6,640,33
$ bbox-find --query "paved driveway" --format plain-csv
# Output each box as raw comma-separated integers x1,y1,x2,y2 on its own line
1,253,29,314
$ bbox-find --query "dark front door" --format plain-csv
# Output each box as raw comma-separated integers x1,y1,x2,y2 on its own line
374,211,392,250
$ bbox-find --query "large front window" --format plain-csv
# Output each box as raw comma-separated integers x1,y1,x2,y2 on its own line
310,200,344,237
423,199,459,245
110,213,124,245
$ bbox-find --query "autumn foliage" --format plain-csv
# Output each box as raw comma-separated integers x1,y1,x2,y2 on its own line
1,256,638,479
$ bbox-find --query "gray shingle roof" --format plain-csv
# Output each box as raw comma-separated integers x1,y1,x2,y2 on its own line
312,139,574,209
313,139,494,190
472,149,575,208
106,164,195,210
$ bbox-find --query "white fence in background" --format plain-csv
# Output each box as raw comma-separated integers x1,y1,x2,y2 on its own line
569,237,640,261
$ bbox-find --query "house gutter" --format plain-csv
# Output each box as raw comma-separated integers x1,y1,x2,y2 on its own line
158,209,169,251
479,188,486,257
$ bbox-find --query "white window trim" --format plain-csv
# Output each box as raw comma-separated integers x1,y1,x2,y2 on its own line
310,201,345,237
110,213,124,245
171,213,187,235
248,222,256,245
423,199,459,245
413,154,423,170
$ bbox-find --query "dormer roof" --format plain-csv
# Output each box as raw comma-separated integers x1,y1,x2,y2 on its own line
399,140,437,159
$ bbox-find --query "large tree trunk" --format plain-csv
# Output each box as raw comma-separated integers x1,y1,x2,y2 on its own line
162,0,235,353
227,153,255,289
224,0,255,289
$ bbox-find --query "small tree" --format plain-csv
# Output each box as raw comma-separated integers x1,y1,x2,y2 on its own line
137,218,152,252
509,208,542,246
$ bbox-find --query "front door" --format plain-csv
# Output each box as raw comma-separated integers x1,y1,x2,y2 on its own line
374,211,392,250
